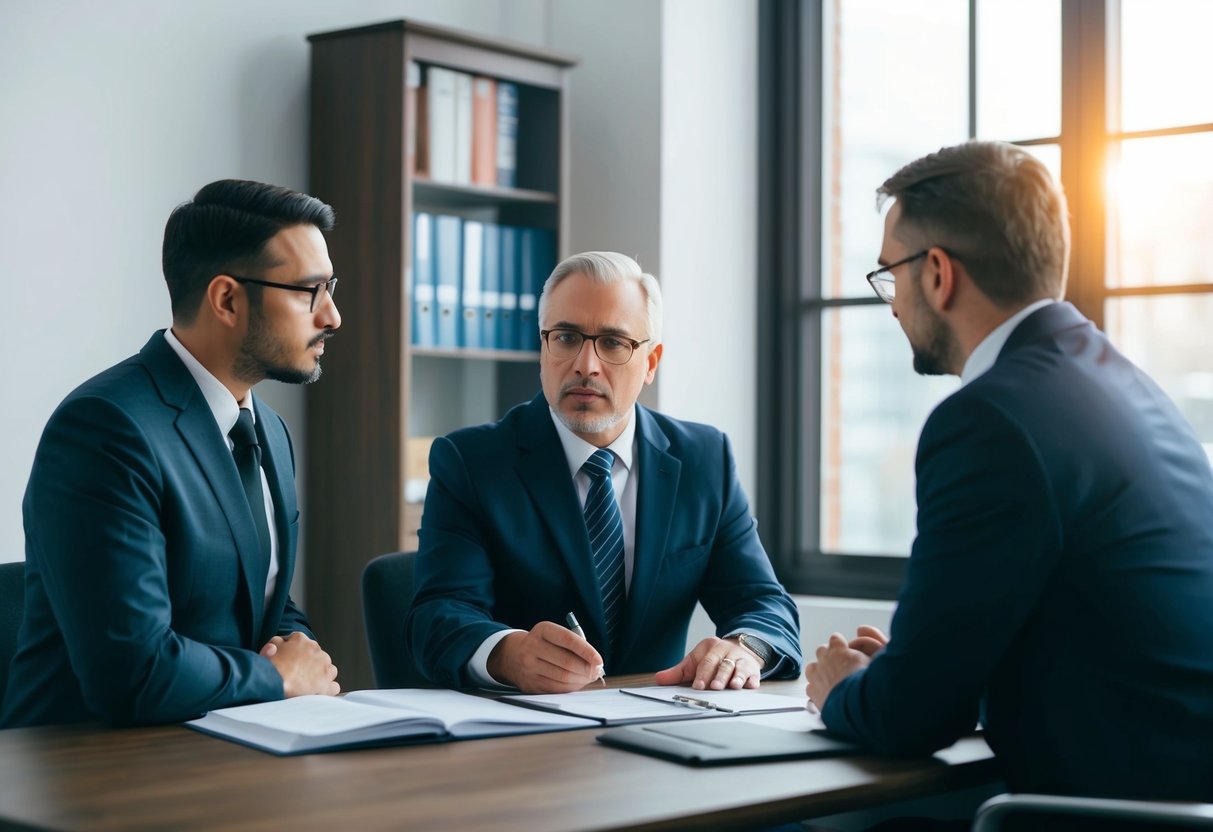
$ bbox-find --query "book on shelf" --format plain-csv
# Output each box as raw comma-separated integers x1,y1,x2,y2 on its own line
425,66,458,183
460,220,485,349
186,688,595,756
499,224,520,350
471,76,497,186
481,222,501,349
433,214,463,347
407,61,428,177
518,226,554,352
411,212,436,347
496,81,519,188
452,71,473,185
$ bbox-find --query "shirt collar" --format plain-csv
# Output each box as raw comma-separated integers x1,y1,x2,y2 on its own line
163,328,254,437
549,405,637,479
960,298,1056,386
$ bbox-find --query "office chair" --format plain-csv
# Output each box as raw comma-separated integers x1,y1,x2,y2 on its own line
0,561,25,702
361,551,429,688
973,793,1213,831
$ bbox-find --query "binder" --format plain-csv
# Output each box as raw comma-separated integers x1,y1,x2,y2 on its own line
481,223,501,350
460,220,485,349
498,225,519,350
433,214,462,347
453,71,473,185
426,67,458,183
519,226,555,352
407,61,428,177
496,82,518,188
411,212,436,347
471,76,497,186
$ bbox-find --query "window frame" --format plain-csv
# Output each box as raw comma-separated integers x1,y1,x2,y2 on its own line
757,0,1213,599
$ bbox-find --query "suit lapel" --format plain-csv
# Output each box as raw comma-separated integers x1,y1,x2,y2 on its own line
616,406,680,663
254,400,297,645
513,396,606,644
140,333,265,646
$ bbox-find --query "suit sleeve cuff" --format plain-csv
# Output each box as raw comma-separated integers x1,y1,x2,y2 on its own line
466,629,526,689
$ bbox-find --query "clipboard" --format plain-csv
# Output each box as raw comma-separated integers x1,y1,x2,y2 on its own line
596,721,863,766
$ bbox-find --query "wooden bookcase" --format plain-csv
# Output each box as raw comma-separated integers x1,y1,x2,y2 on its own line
305,20,576,688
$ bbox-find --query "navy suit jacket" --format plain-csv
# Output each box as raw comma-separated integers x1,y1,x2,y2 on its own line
3,332,313,727
822,303,1213,799
405,394,802,687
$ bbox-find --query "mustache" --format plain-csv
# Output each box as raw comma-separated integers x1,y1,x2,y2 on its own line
559,379,610,399
308,330,335,348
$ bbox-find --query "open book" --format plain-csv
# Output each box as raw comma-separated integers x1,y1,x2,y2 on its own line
505,686,807,725
186,689,596,755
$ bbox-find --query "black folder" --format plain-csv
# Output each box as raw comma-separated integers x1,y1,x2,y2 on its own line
596,720,864,766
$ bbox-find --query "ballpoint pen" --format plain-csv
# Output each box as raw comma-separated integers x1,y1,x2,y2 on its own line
565,612,606,683
671,694,732,712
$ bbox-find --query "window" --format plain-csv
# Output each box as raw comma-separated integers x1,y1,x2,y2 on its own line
757,0,1213,598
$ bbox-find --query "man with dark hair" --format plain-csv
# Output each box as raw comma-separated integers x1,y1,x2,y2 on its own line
805,142,1213,803
4,179,343,727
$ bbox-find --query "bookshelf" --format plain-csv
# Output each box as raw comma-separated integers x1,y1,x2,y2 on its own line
306,20,576,688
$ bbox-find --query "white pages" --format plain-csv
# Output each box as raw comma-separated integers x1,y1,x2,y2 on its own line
186,688,595,755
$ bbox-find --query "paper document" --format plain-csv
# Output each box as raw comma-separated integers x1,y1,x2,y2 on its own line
186,688,595,755
505,686,805,725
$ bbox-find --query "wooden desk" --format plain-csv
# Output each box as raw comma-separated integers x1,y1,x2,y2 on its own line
0,678,996,831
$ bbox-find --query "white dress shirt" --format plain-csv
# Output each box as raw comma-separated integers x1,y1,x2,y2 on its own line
163,329,280,613
960,298,1056,386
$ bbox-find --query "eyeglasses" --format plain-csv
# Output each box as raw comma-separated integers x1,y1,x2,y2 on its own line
229,274,338,312
541,328,650,365
865,250,928,303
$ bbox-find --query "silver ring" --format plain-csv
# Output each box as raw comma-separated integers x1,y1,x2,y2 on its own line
720,658,736,666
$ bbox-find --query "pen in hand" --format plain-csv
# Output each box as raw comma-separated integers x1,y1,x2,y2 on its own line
565,612,606,683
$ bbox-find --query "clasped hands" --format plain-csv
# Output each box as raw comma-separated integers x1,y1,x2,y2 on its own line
260,632,341,697
803,624,887,710
488,621,767,694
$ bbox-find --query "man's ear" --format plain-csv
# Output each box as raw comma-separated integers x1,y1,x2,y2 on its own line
643,342,663,385
922,246,957,312
206,274,243,329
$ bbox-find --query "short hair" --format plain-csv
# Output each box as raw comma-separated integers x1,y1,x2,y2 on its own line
538,251,663,342
877,141,1070,306
162,179,335,323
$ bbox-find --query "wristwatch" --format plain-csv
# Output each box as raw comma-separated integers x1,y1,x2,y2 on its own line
734,633,774,669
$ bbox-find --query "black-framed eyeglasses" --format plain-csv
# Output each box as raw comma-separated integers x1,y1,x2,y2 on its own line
864,250,928,303
229,274,338,312
541,328,651,365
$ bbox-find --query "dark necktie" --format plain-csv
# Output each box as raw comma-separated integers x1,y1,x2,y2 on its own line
229,409,272,579
582,449,625,651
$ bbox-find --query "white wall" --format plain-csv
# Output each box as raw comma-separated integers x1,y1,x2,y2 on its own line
659,0,759,493
2,0,890,643
0,0,547,568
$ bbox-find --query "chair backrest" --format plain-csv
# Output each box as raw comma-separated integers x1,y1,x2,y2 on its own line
361,551,428,688
0,561,26,702
973,793,1213,831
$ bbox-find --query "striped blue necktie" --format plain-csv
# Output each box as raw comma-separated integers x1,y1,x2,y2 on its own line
582,449,625,651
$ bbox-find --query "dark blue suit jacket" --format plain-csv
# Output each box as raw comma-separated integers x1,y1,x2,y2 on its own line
405,394,802,687
3,332,312,727
822,303,1213,799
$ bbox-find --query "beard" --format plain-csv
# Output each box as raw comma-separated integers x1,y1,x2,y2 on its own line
234,305,330,385
554,378,625,436
908,285,958,377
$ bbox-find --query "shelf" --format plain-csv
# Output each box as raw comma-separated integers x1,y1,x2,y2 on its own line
412,346,541,362
414,179,558,209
